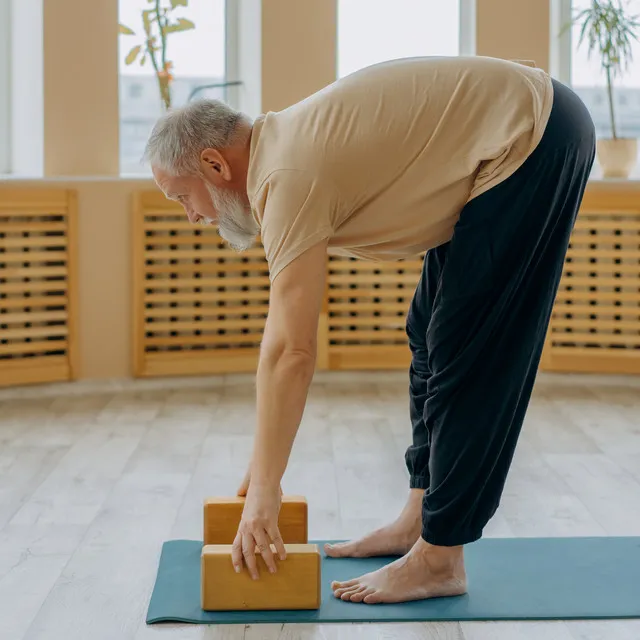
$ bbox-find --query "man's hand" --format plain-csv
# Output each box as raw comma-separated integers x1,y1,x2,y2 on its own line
231,483,286,579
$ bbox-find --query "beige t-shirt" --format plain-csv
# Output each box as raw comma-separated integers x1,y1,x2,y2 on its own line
247,55,554,281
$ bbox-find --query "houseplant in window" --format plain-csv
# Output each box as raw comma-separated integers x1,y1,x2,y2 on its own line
570,0,639,177
119,0,195,110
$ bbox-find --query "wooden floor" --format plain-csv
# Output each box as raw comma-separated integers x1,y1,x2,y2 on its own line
1,370,639,640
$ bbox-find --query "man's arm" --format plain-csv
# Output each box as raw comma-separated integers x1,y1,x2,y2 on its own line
250,238,329,488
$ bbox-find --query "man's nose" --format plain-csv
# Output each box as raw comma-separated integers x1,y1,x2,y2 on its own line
185,208,200,224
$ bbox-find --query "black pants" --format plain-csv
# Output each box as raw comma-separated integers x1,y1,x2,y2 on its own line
405,78,596,546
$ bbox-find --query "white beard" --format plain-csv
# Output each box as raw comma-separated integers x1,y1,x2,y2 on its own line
205,185,259,251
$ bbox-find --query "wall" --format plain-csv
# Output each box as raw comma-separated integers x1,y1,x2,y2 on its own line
260,0,336,112
476,0,551,70
43,0,119,176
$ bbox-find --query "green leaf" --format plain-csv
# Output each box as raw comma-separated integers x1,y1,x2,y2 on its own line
125,44,142,65
170,0,188,7
140,54,147,67
119,23,135,35
162,18,195,34
142,9,154,34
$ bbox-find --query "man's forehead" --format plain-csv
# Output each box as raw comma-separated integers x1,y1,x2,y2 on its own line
152,168,181,197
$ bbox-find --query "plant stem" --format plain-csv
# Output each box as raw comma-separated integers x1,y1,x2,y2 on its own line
162,14,168,71
605,65,617,139
153,0,170,109
157,0,168,70
147,0,171,109
144,37,165,109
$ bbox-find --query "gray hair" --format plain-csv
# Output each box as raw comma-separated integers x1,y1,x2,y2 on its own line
143,98,252,176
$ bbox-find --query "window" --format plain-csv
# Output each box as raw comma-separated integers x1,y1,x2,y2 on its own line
566,0,640,170
118,0,230,175
337,0,474,79
129,83,144,100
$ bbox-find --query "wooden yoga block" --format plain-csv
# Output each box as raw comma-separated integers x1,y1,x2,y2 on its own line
203,495,308,545
201,543,321,611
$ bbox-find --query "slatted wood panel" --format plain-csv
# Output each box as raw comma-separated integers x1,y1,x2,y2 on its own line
133,191,271,377
0,188,78,387
541,187,640,374
134,184,640,378
327,255,423,369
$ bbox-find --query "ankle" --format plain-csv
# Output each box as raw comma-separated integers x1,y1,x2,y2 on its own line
413,538,465,575
400,489,424,519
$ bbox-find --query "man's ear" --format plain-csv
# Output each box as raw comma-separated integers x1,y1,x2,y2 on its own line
200,148,231,182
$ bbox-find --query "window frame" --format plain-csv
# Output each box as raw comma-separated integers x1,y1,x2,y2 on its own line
550,0,573,84
0,0,11,174
459,0,477,56
224,0,241,109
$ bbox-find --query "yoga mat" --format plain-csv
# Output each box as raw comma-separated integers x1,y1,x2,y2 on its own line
146,537,640,624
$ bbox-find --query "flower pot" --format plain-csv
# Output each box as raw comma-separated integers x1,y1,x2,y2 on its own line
596,138,638,179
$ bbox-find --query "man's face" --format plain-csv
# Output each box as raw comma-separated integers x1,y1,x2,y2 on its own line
153,167,259,251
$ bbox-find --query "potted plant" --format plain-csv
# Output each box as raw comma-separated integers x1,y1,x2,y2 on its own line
569,0,640,178
119,0,196,110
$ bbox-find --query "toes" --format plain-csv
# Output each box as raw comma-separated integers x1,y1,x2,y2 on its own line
340,585,363,601
331,578,359,591
363,590,383,605
325,542,357,558
333,583,360,599
349,587,376,603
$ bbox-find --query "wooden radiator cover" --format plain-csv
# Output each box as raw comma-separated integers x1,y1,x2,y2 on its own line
0,188,78,387
326,255,422,370
133,191,270,377
541,188,640,374
134,184,639,378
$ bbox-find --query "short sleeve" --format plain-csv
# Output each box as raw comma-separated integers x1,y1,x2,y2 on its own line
255,170,337,282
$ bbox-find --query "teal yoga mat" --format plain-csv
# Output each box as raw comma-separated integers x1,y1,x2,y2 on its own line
146,537,640,624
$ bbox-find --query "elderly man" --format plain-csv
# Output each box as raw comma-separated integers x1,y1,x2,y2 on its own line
145,55,595,605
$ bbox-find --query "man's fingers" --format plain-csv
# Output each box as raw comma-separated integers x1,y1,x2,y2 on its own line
268,527,287,561
242,533,260,580
231,532,243,573
253,529,277,574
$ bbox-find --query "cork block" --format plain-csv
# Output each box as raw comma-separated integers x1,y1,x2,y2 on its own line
203,496,308,545
201,544,321,611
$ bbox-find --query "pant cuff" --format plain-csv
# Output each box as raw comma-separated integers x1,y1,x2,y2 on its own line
409,475,430,490
421,527,482,547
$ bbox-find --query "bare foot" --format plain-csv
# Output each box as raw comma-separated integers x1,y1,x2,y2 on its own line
331,537,467,604
324,489,424,558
